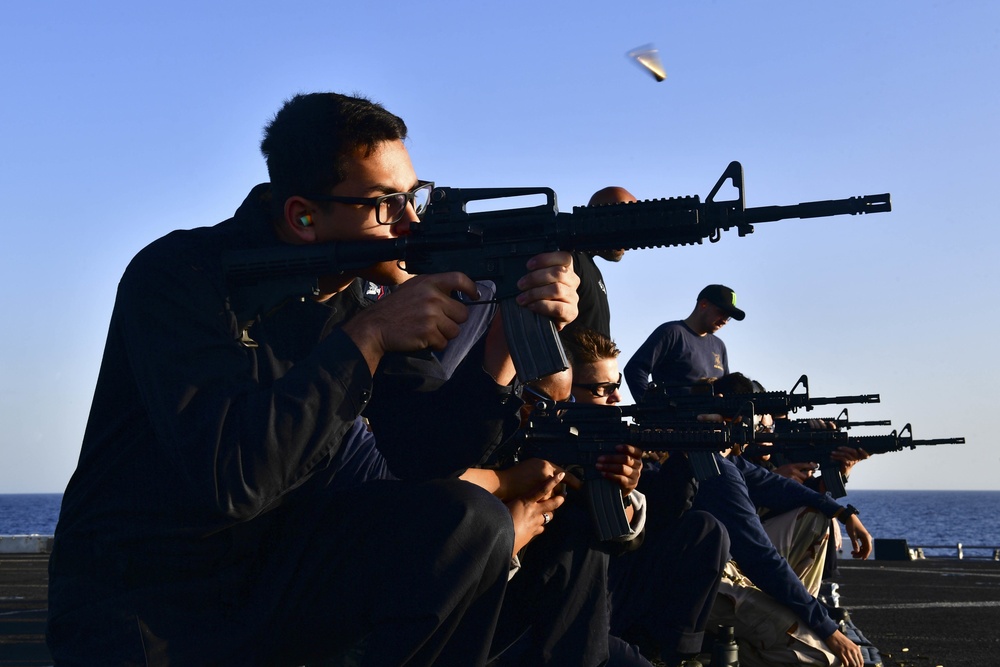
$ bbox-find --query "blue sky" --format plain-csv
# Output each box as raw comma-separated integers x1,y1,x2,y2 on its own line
1,1,997,493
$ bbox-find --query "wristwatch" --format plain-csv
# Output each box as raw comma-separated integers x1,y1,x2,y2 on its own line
836,504,860,523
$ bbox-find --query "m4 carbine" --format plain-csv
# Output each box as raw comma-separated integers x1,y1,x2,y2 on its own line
630,374,880,481
514,400,752,541
223,163,890,381
517,400,964,539
782,408,891,431
742,423,966,498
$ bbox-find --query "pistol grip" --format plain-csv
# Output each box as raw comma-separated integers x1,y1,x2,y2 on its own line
500,298,569,382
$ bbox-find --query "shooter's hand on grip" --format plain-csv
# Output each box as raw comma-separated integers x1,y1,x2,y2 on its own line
342,272,478,374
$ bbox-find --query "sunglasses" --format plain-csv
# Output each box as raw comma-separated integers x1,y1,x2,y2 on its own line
572,372,622,398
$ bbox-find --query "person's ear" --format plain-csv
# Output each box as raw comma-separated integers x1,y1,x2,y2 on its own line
282,196,318,243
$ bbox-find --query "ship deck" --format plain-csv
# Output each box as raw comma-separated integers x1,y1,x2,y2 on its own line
2,552,998,666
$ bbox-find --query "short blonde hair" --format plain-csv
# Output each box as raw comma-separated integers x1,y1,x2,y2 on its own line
561,328,620,365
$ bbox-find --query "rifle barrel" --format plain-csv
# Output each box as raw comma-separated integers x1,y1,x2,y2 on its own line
911,437,966,446
803,394,881,407
744,194,891,224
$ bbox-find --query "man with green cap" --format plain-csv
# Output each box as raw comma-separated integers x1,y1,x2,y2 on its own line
623,284,745,400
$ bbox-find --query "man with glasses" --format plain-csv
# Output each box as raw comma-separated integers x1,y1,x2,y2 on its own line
485,364,652,667
563,328,731,667
568,337,624,406
624,284,746,401
48,92,579,665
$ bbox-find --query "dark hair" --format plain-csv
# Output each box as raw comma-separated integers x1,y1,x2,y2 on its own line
711,372,756,396
260,92,408,212
560,328,621,365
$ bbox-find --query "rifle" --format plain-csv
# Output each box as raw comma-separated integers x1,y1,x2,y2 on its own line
782,408,891,430
742,423,966,498
514,400,757,541
626,375,880,481
223,163,890,381
638,375,880,419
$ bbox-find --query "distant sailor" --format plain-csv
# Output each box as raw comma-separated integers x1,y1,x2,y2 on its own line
624,284,745,400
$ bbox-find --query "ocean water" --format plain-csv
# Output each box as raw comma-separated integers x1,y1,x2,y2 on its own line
846,490,1000,558
0,493,62,535
2,491,1000,557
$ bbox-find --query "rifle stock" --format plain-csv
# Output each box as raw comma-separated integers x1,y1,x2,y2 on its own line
223,164,890,381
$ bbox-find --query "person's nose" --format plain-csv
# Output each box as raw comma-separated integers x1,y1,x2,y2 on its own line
607,388,622,405
390,204,420,236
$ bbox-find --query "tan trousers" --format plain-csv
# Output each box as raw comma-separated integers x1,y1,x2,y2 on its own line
707,507,841,666
707,562,841,667
762,507,834,597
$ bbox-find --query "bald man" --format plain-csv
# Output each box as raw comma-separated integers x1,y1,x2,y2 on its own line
563,186,636,338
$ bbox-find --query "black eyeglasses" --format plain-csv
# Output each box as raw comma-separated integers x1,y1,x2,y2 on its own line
302,180,434,225
573,373,622,398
